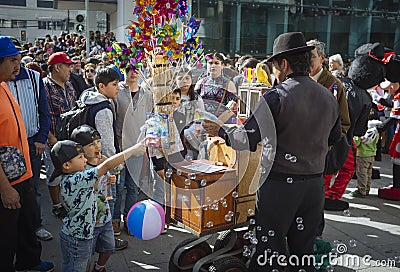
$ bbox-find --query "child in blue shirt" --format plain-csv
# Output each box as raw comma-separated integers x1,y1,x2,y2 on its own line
71,125,116,272
49,135,145,272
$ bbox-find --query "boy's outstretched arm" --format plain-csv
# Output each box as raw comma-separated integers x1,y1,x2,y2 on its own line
97,139,146,178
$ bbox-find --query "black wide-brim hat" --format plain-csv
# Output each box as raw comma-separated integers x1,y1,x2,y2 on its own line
267,32,315,62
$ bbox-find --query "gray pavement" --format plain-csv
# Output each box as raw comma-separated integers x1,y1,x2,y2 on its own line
38,154,400,271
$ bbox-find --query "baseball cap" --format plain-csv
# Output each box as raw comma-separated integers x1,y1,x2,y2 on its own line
70,125,101,146
47,52,76,65
49,140,83,182
0,36,27,58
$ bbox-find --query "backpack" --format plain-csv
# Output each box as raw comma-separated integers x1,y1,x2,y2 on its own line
56,100,109,140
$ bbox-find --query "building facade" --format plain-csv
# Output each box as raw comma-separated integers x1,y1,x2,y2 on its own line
0,0,399,58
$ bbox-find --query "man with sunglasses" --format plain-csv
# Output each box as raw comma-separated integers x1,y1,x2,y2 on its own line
43,52,77,220
69,56,88,98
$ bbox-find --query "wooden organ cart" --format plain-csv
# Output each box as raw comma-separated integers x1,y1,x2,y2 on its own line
169,85,271,272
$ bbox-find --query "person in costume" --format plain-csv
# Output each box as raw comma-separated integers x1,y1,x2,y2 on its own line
373,55,400,200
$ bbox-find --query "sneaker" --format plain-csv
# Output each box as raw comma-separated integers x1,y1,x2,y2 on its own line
112,221,121,236
51,205,67,219
324,198,349,211
35,227,53,241
378,185,400,201
114,238,128,251
124,221,133,236
17,261,54,272
349,189,366,198
92,264,107,272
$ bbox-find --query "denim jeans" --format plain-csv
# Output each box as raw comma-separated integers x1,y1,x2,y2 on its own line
92,221,115,254
29,144,43,228
112,167,138,221
59,231,92,272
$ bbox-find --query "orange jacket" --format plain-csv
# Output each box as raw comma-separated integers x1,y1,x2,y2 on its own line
0,82,32,185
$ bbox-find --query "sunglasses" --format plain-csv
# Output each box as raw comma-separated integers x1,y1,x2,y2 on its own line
86,69,95,73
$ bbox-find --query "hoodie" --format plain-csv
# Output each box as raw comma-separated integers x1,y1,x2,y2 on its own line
79,90,120,163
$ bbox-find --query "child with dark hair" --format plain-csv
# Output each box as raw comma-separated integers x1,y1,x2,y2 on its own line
175,68,205,126
50,137,145,272
78,67,129,250
70,125,116,272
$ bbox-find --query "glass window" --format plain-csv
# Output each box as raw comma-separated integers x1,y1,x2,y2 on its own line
240,4,268,55
37,1,53,8
11,20,27,28
0,0,25,6
38,21,47,29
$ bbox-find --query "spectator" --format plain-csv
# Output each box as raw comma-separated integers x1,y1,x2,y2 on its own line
0,35,54,272
43,52,77,219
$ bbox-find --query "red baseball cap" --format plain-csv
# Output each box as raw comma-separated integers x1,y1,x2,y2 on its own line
47,52,76,65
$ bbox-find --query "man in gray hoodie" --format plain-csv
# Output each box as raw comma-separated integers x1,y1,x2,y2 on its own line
111,67,153,235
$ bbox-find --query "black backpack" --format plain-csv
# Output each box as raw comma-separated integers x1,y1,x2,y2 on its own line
56,100,109,140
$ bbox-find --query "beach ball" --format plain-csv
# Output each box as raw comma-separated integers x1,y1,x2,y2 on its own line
126,199,165,240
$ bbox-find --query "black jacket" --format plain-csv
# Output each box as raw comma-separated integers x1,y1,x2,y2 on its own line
340,78,372,142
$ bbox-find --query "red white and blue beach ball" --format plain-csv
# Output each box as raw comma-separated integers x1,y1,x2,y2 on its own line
126,199,165,240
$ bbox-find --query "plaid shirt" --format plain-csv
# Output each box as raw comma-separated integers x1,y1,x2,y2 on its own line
43,77,76,134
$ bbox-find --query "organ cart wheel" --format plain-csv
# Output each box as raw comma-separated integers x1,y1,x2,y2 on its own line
169,237,212,272
208,256,247,272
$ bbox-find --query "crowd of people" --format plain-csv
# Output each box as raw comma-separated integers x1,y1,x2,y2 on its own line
0,29,399,272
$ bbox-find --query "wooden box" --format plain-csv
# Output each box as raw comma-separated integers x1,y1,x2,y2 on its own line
170,160,237,235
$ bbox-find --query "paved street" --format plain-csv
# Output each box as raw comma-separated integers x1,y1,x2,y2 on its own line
38,154,400,271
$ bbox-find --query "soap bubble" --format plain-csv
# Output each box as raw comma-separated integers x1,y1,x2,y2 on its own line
184,179,191,186
290,156,297,163
287,177,293,183
224,214,232,222
261,236,268,242
200,179,207,186
297,224,304,231
188,173,196,180
268,230,275,237
349,239,357,247
285,153,292,160
206,221,214,228
296,217,303,224
343,210,351,216
232,191,239,198
249,219,256,225
248,209,255,216
250,237,258,245
243,248,252,257
165,168,173,178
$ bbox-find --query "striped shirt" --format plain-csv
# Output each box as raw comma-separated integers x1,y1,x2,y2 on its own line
7,67,51,144
43,76,76,134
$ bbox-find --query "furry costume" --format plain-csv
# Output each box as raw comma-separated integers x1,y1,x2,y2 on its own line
378,53,400,200
324,43,387,211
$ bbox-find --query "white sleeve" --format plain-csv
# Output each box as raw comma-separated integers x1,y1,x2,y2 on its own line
95,108,116,158
197,96,205,111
